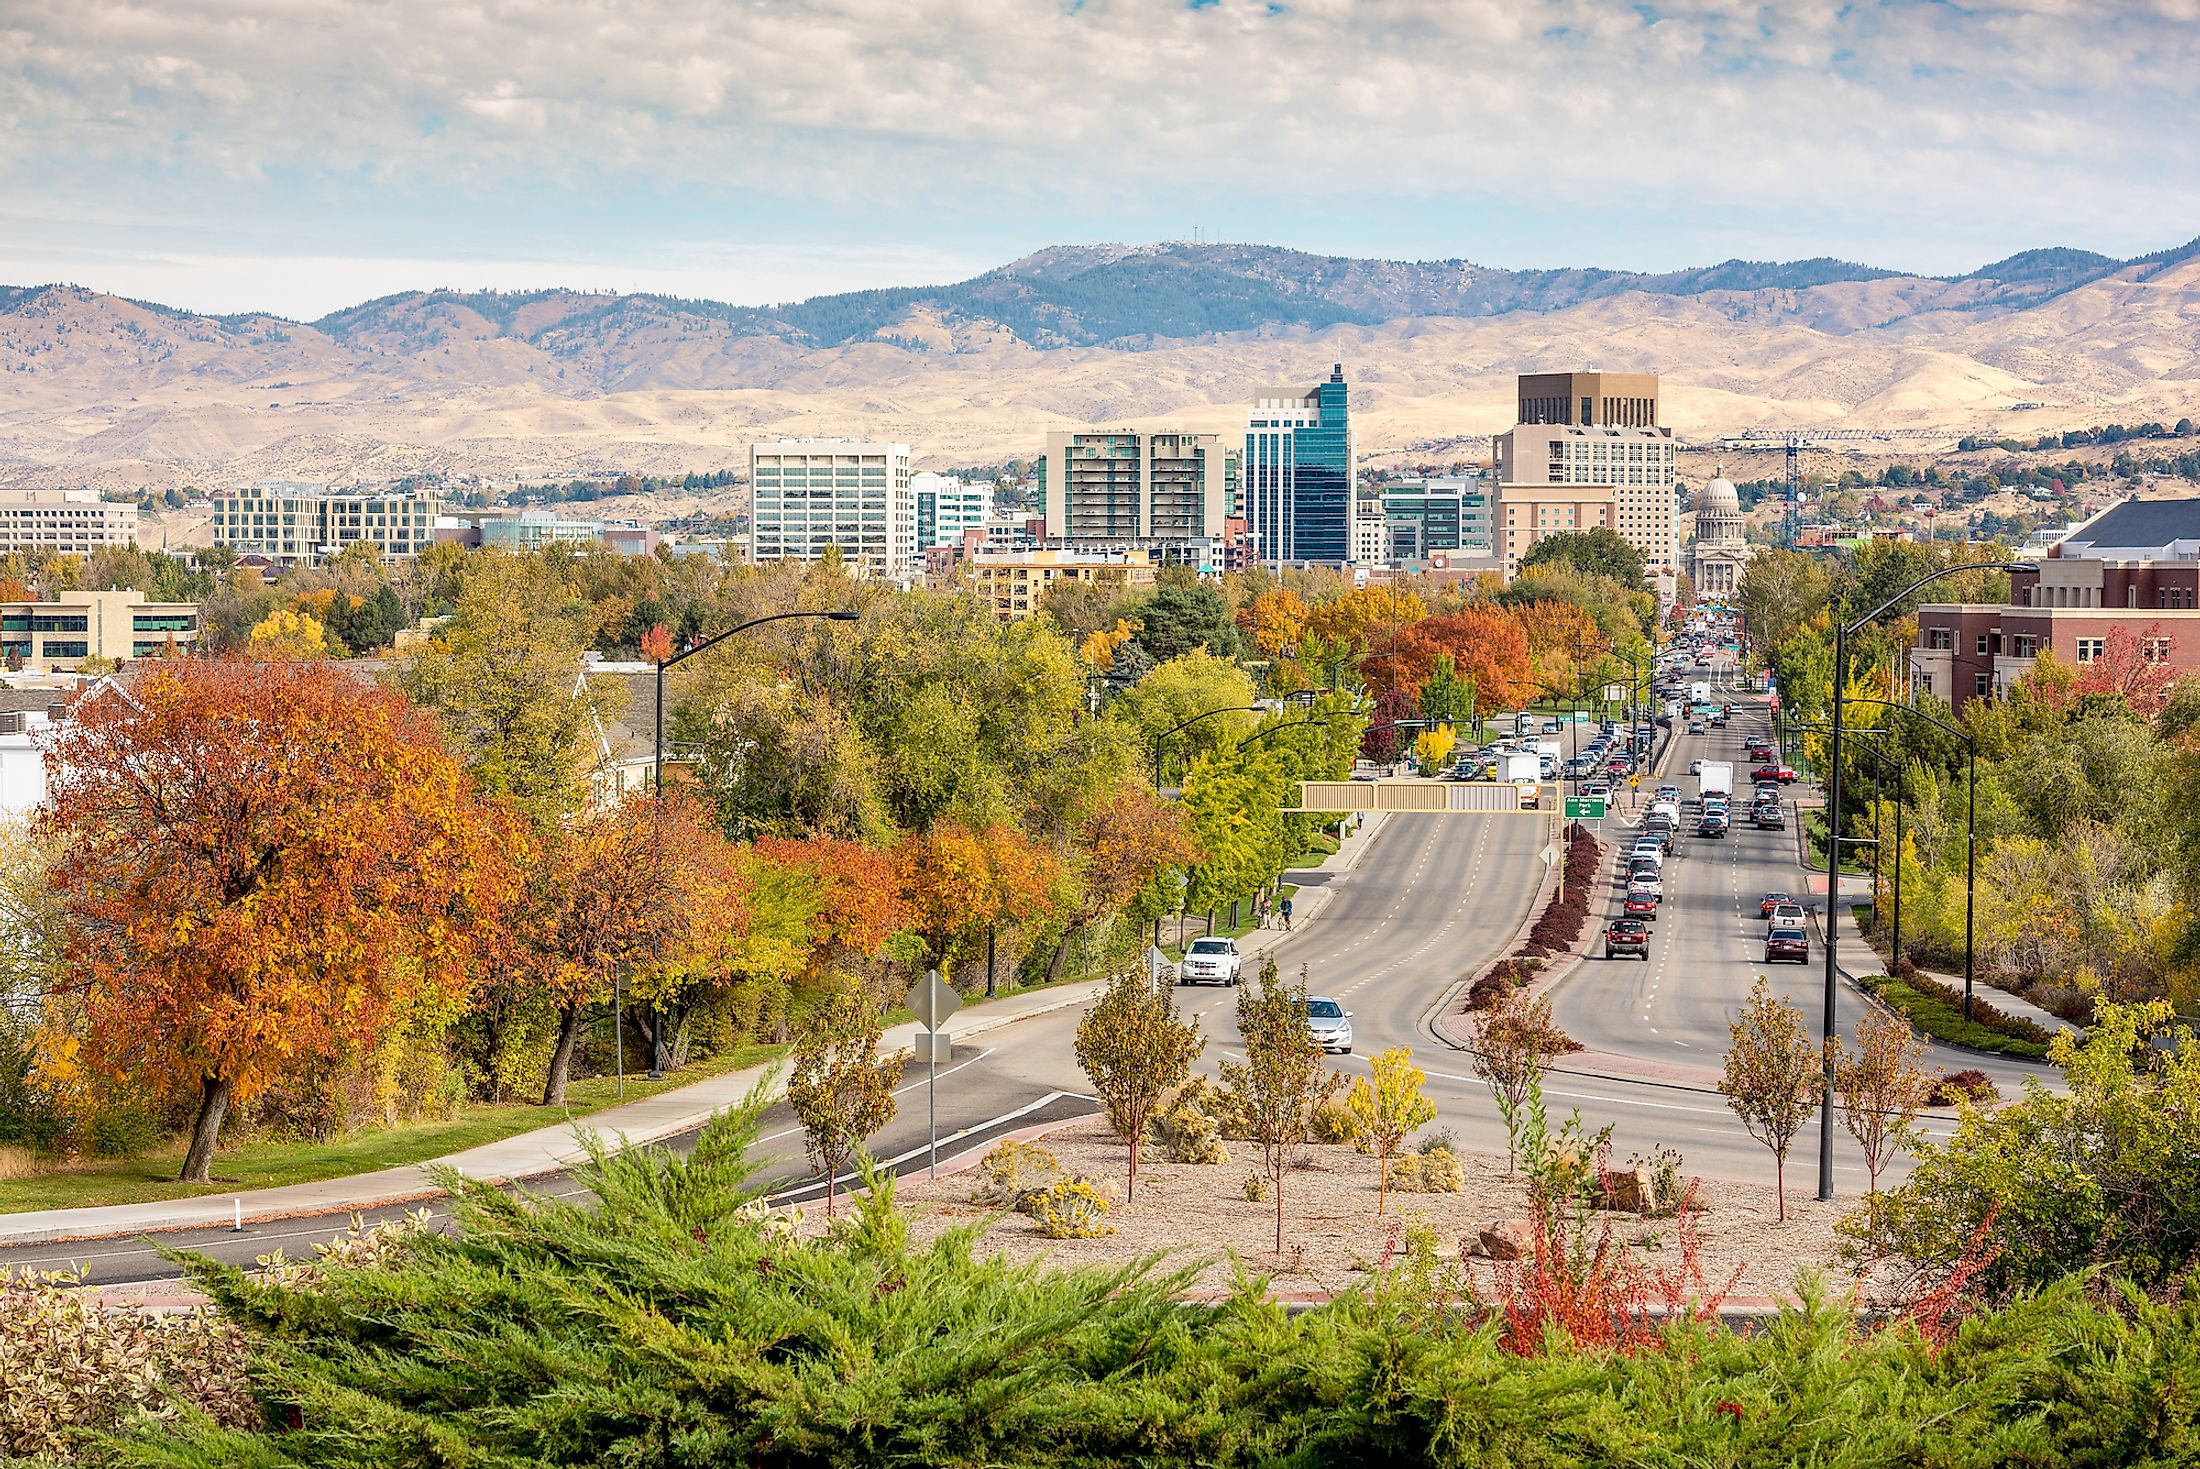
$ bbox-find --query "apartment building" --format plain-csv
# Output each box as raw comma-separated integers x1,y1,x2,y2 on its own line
0,589,199,671
1497,422,1678,573
747,439,916,579
1245,365,1354,565
1038,431,1229,544
1912,495,2200,712
0,489,137,553
1493,482,1619,578
212,483,440,564
912,472,994,549
969,548,1160,622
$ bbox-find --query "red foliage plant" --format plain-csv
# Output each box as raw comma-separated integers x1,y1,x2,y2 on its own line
1891,1209,2002,1352
1470,1182,1741,1356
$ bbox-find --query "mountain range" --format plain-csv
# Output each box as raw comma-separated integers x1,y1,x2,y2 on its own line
4,238,2199,495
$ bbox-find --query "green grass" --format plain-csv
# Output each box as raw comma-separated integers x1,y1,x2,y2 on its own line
0,1042,788,1214
1861,974,2050,1060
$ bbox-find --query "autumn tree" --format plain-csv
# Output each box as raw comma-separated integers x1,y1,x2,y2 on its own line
1832,1008,1933,1235
2074,621,2179,714
1073,969,1204,1200
1344,1045,1436,1213
246,607,330,660
1379,609,1533,713
1469,989,1576,1174
1239,588,1310,659
1719,977,1822,1220
42,658,515,1182
1220,958,1343,1252
1047,787,1199,984
1306,584,1428,653
786,981,906,1217
895,822,1062,984
397,555,624,830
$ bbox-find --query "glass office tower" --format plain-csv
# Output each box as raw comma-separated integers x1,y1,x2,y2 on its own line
1245,363,1354,566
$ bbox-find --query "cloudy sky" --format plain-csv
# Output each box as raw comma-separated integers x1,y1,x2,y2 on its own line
2,0,2195,318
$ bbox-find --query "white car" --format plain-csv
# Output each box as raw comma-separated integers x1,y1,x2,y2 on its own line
1178,936,1242,986
1767,902,1806,930
1301,996,1354,1053
1689,758,1703,774
1629,843,1667,869
1628,873,1664,900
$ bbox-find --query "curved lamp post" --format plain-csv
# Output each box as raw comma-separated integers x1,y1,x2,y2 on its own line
1818,558,2030,1200
1795,722,1906,974
1152,705,1264,792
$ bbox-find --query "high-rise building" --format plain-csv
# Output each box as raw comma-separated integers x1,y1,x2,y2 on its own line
1497,370,1676,575
1245,364,1354,566
1382,476,1495,561
1038,431,1229,544
1516,371,1661,429
911,472,994,549
0,489,137,554
211,483,440,564
747,439,915,579
1494,482,1619,579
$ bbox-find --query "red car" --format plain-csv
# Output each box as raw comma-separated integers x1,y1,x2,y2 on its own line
1622,892,1659,921
1747,742,1774,761
1605,919,1650,961
1752,763,1798,783
1760,891,1794,917
1764,927,1809,964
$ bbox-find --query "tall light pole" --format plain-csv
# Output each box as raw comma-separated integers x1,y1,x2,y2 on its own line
1818,558,2029,1200
643,605,858,1080
1153,705,1265,793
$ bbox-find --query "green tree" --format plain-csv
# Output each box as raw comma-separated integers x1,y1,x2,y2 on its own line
1718,977,1821,1221
1831,1008,1932,1237
1219,957,1342,1252
1073,969,1204,1200
1136,583,1239,663
1417,654,1474,729
1516,527,1646,592
786,982,906,1218
1113,649,1258,777
1344,1045,1436,1214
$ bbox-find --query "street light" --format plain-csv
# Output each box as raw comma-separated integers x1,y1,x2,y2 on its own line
641,605,858,1082
1152,705,1264,792
1841,697,1978,1012
653,608,862,793
1818,558,2030,1200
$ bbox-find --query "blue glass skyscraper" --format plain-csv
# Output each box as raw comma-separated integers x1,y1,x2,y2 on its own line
1245,363,1354,566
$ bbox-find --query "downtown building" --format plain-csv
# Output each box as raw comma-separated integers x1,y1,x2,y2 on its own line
1245,364,1354,566
911,472,994,550
1495,370,1677,577
1036,430,1230,544
212,483,440,564
0,489,138,554
1911,495,2200,713
1379,475,1495,564
747,439,916,580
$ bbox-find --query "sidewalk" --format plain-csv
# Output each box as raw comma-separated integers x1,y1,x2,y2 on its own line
3,812,1396,1247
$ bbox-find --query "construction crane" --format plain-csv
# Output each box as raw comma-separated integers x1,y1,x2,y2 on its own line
1782,433,1803,549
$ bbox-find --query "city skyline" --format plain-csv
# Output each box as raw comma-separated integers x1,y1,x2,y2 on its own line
3,0,2194,318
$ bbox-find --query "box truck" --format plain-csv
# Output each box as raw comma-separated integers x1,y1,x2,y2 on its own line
1698,761,1734,799
1498,750,1542,808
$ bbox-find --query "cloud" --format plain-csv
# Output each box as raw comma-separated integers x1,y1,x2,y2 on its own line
2,0,2196,312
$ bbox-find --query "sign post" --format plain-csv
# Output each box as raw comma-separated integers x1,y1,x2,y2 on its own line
905,970,962,1178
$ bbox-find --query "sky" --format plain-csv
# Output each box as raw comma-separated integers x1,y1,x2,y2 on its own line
2,0,2196,320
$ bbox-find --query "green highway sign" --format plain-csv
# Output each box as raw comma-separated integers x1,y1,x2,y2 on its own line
1564,797,1608,820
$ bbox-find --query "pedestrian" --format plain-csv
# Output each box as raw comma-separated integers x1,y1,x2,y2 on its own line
1280,895,1294,931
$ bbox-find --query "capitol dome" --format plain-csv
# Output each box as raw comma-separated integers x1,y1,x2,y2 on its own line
1697,473,1741,517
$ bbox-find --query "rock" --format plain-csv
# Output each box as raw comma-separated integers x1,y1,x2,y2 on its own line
1601,1168,1657,1215
1478,1219,1535,1261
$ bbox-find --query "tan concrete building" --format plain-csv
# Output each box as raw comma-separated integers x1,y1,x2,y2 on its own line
1688,471,1755,598
0,489,138,554
1494,482,1618,578
1497,422,1678,574
1516,371,1661,429
969,548,1160,622
213,483,440,564
0,589,199,671
1038,430,1229,543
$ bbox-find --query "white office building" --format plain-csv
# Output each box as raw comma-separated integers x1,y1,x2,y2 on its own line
1496,424,1678,573
748,439,915,579
0,489,138,554
212,482,440,563
911,472,994,549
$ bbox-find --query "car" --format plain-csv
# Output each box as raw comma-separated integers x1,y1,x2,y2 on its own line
1622,892,1659,921
1697,812,1729,837
1582,779,1612,800
1656,784,1680,802
1300,996,1354,1053
1768,902,1806,929
1710,712,1729,728
1687,720,1706,735
1628,847,1666,871
1752,763,1798,783
1754,802,1786,830
1605,918,1651,960
1688,758,1703,775
1747,742,1775,762
1544,718,1563,734
1764,927,1810,964
1759,891,1793,917
1178,936,1242,986
1627,872,1664,899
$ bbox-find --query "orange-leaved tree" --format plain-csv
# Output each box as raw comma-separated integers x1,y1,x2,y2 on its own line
1043,785,1200,984
1306,584,1429,654
896,822,1063,983
42,657,517,1182
1379,609,1534,713
751,835,908,972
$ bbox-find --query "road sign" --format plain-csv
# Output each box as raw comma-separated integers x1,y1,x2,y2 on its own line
1629,774,1641,789
905,971,962,1030
1539,844,1558,866
1564,796,1608,820
1147,945,1172,989
1603,683,1629,703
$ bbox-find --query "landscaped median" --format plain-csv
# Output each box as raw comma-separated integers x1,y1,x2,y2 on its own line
1457,821,1603,1014
1854,964,2054,1061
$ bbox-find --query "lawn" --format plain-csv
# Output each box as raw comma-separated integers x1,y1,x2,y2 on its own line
1163,883,1300,960
1860,974,2051,1060
0,1042,787,1214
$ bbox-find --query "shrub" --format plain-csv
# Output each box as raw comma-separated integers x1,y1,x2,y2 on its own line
0,1264,256,1459
970,1138,1063,1208
1031,1179,1115,1239
1391,1147,1464,1194
1866,975,2050,1059
1241,1171,1270,1202
1149,1079,1232,1163
1926,1069,2000,1107
1310,1095,1358,1145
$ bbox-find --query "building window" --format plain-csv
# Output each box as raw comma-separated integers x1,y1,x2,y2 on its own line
2144,637,2172,663
1926,628,1952,650
1974,673,1992,698
2075,637,2105,664
1975,633,1990,655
